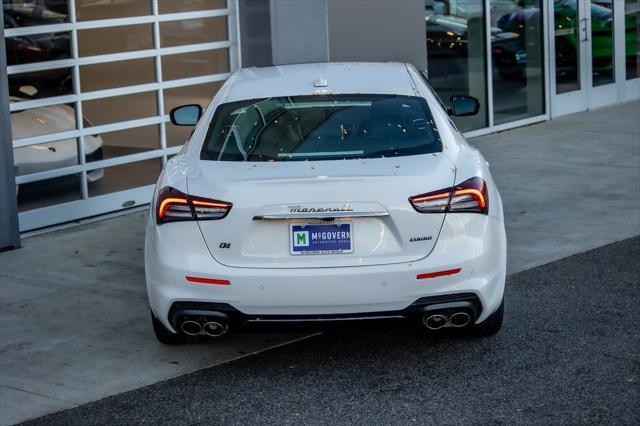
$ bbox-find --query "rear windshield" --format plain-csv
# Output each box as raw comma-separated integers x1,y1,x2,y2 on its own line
200,94,442,162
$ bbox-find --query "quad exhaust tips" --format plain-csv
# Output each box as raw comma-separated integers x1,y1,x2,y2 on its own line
180,319,229,337
424,314,448,330
450,312,471,327
423,311,471,329
174,310,230,337
420,299,479,330
421,299,477,330
202,321,227,337
181,320,203,336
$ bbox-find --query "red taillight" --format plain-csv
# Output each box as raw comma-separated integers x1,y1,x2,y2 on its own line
156,187,232,224
409,177,488,214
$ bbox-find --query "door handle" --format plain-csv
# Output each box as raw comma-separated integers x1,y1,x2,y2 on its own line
580,18,589,42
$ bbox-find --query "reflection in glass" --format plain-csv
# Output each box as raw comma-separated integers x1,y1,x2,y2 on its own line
425,0,488,131
8,68,73,99
4,0,229,218
18,173,82,212
158,0,226,14
13,136,102,179
4,2,74,98
75,0,149,21
9,101,76,141
80,58,156,92
162,49,229,80
166,125,193,149
88,159,162,197
5,32,71,65
10,101,104,185
164,82,221,112
14,136,103,210
201,95,441,162
164,82,222,146
592,0,615,86
86,125,159,161
3,1,68,26
82,92,158,126
491,0,545,124
554,0,581,94
626,0,640,80
160,17,228,47
78,24,153,57
13,137,79,177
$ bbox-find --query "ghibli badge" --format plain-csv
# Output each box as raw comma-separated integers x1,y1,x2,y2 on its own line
409,236,433,242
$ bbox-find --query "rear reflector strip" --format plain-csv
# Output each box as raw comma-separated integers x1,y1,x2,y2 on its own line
185,276,231,285
416,268,461,280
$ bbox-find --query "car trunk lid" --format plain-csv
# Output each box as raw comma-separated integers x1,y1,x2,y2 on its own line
189,154,456,268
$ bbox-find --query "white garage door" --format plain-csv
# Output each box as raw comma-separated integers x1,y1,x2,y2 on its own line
4,0,239,231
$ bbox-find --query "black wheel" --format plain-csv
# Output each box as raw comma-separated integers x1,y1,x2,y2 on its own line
151,311,183,345
469,298,503,336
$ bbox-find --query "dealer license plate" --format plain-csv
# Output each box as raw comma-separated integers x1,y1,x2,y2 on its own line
290,222,353,255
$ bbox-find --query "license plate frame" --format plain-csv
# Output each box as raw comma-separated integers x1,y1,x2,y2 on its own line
289,222,353,255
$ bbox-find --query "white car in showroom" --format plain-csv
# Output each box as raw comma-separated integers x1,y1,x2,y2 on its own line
11,95,103,191
145,62,506,344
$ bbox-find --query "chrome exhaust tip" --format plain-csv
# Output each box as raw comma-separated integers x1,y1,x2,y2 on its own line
423,314,447,330
181,320,202,336
202,321,228,337
450,312,471,327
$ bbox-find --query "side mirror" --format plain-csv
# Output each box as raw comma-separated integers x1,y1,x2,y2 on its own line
169,104,202,126
449,95,480,117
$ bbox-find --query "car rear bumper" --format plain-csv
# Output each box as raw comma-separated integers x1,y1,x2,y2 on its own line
145,213,506,333
168,292,483,333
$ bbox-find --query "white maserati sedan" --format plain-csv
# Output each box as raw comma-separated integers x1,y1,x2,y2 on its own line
145,62,506,344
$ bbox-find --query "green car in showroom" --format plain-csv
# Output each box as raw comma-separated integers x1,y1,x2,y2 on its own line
553,0,637,80
499,0,637,82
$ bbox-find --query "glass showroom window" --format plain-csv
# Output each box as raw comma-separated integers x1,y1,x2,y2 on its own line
553,0,580,94
4,0,237,230
490,0,545,125
591,0,615,87
425,0,489,132
626,0,640,80
425,0,547,131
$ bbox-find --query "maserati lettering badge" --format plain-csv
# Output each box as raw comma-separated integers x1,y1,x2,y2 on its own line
288,205,354,213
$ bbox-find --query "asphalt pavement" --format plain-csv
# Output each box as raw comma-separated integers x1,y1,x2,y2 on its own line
23,236,640,425
3,101,638,425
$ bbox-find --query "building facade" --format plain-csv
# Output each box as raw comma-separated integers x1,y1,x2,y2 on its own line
1,0,639,248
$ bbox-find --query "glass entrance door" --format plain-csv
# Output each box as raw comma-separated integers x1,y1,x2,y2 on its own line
551,0,621,116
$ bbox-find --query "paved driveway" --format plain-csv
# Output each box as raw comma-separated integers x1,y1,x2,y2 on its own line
24,237,640,425
1,101,638,425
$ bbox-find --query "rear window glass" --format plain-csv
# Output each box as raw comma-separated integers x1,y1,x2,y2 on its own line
200,94,442,162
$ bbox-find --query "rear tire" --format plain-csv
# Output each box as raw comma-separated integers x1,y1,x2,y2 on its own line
151,311,183,345
469,298,503,336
